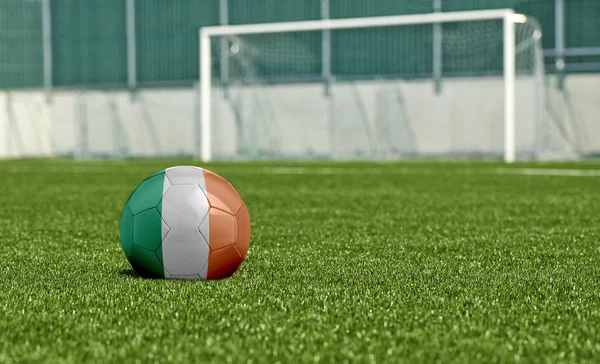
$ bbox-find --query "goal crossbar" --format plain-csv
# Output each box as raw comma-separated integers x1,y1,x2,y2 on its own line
199,9,521,162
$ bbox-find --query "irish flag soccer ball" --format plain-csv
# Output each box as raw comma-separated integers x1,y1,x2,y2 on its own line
119,166,251,280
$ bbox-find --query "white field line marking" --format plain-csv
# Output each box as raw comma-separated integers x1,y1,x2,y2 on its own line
248,167,403,175
3,165,144,174
1,166,395,175
493,168,600,177
228,167,600,177
235,167,600,177
218,167,600,177
3,165,600,177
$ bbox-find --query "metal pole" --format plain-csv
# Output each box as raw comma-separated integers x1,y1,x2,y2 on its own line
42,0,52,103
193,81,201,158
503,14,516,163
204,10,515,36
433,0,443,94
6,92,12,157
321,0,332,96
321,0,335,157
220,0,229,98
533,27,545,159
126,0,137,90
200,30,212,162
75,90,89,159
555,0,565,89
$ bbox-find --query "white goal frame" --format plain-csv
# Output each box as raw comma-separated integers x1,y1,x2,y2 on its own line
199,9,526,163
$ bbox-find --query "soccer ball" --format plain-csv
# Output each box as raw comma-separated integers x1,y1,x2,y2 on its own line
119,166,251,280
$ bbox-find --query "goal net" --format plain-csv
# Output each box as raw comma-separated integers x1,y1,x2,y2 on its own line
199,10,579,162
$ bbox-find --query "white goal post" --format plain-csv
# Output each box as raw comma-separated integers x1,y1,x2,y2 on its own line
199,9,531,163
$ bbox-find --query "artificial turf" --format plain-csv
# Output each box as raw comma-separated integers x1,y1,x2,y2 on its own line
0,160,599,363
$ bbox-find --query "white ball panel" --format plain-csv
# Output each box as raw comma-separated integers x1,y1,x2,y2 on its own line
160,183,210,279
165,166,206,186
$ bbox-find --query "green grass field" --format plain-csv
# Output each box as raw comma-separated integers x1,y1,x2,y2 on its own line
1,160,599,363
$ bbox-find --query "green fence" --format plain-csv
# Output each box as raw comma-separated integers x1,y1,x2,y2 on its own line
52,0,127,86
0,0,598,89
0,0,44,88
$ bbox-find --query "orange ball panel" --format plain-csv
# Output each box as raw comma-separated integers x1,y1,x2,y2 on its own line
203,169,243,215
208,207,235,251
234,204,251,259
207,245,243,280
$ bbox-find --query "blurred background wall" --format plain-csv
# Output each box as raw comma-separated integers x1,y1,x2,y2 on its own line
0,0,598,159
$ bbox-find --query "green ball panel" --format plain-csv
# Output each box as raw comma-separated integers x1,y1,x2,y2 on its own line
128,245,165,279
119,206,135,258
127,171,166,215
156,244,164,265
133,208,163,251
